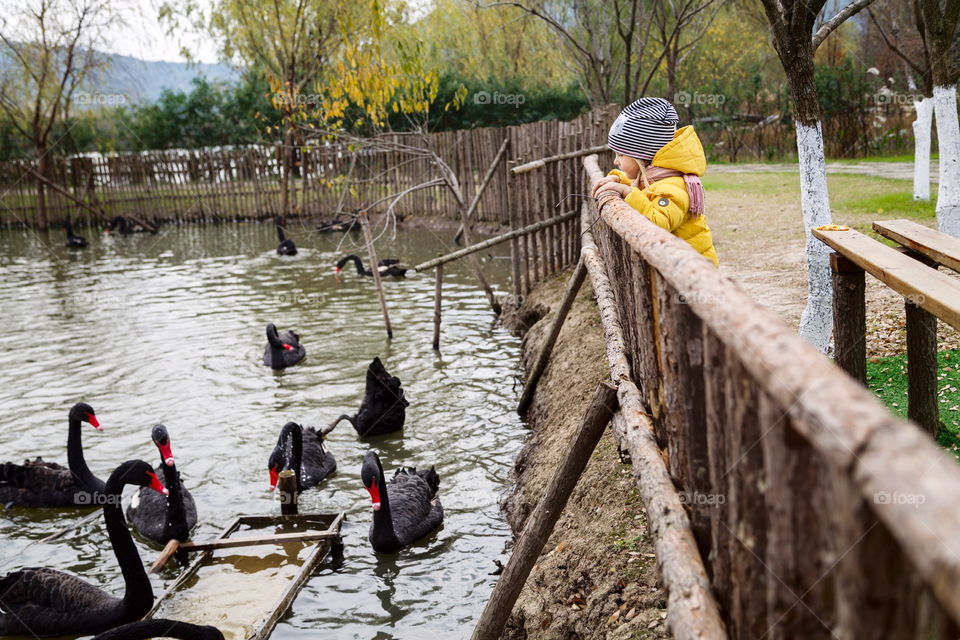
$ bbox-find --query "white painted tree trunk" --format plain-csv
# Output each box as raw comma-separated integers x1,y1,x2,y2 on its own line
933,84,960,237
913,97,934,201
796,121,833,353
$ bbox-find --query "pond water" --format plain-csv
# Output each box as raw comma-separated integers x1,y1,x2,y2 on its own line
0,221,525,639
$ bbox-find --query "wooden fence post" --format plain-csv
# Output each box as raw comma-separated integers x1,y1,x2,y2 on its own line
278,470,298,516
360,212,393,339
433,262,443,351
830,252,866,384
472,382,619,640
517,257,587,415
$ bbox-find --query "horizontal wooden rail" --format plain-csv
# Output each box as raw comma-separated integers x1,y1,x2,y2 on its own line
511,145,609,175
814,226,960,330
585,153,960,627
411,210,578,272
873,218,960,274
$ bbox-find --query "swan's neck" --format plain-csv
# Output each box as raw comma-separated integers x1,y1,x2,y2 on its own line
267,330,284,349
162,463,189,542
68,417,104,495
371,473,399,549
347,255,366,275
276,224,286,242
103,480,153,615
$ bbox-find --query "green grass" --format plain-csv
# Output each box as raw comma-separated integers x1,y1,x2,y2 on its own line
832,189,937,221
866,349,960,455
833,153,939,164
703,172,936,221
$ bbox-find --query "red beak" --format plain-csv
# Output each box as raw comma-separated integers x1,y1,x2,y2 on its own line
157,441,175,467
283,344,294,351
334,266,341,274
367,482,381,511
148,471,168,496
269,468,279,491
85,412,102,430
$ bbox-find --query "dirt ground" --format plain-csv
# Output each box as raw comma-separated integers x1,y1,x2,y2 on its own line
706,173,960,358
499,275,670,640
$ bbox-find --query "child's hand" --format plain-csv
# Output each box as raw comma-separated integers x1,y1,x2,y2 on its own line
591,175,621,197
593,179,632,200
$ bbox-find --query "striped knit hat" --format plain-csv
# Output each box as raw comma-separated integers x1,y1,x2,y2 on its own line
608,98,679,160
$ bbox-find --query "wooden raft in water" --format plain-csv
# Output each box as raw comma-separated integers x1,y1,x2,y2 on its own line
145,512,344,640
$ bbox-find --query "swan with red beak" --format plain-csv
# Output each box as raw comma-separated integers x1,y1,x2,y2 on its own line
360,451,443,553
127,424,198,546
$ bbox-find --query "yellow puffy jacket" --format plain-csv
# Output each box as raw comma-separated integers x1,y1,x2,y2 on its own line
608,126,719,266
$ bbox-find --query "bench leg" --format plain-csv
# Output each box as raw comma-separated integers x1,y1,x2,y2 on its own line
830,252,866,384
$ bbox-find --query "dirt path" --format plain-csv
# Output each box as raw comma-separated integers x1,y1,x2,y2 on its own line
713,161,937,183
707,175,959,358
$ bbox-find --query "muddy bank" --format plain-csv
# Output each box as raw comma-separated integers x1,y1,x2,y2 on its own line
499,269,670,639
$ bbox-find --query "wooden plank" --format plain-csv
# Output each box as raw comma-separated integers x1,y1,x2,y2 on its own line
180,530,339,552
873,219,960,274
813,227,960,331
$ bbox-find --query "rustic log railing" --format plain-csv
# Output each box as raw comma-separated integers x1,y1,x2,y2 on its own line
583,154,960,638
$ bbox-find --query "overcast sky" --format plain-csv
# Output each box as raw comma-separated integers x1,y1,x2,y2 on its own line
104,0,221,64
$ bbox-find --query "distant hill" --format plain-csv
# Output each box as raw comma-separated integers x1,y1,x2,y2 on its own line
88,53,240,105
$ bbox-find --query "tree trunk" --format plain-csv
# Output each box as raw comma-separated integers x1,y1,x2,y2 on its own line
36,146,50,230
933,84,960,236
913,96,934,201
786,49,834,353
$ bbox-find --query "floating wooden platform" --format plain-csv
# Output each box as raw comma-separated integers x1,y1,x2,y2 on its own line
145,512,343,640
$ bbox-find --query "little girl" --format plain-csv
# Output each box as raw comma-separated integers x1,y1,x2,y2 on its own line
592,98,719,266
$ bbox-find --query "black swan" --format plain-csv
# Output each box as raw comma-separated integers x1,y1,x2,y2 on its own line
316,215,360,234
0,402,105,508
275,216,297,255
64,220,87,248
361,451,442,553
262,323,306,369
0,459,167,637
91,619,224,640
127,424,198,546
104,216,154,235
335,255,407,278
267,422,336,492
332,357,408,438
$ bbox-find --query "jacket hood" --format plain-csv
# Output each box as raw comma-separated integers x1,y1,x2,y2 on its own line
651,126,706,176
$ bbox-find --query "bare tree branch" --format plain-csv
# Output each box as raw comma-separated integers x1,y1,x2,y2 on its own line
813,0,879,50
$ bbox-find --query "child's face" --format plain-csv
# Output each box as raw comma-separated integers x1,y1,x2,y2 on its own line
614,153,641,181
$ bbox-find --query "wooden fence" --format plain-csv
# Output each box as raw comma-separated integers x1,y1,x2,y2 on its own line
582,154,960,638
0,108,615,238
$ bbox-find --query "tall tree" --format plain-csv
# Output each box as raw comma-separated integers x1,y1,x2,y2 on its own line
867,2,934,201
758,0,878,353
0,0,117,229
485,0,726,105
161,0,349,222
919,0,960,236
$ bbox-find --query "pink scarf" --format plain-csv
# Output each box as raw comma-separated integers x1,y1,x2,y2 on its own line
642,166,705,217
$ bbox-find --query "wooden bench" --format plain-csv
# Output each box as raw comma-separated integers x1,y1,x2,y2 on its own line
873,218,960,274
814,225,960,436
